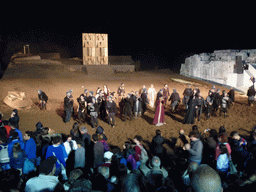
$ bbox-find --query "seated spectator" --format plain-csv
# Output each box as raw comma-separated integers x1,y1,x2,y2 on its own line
24,131,37,164
63,134,78,156
8,131,24,158
190,164,223,192
140,156,168,179
183,131,203,165
151,129,166,160
9,142,26,174
68,178,92,192
46,135,67,176
25,156,61,192
63,168,83,191
80,126,91,148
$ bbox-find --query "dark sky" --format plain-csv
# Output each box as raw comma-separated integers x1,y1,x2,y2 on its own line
0,2,255,72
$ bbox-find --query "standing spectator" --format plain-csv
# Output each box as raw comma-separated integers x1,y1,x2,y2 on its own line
175,129,190,149
123,141,137,171
64,91,74,123
169,88,180,113
247,85,256,106
151,129,166,160
183,131,203,165
92,134,104,169
25,156,60,192
8,131,24,157
74,139,85,169
9,121,23,142
63,134,78,157
148,84,156,108
134,135,148,167
216,144,230,178
46,135,66,176
106,96,117,128
70,122,81,141
0,136,10,170
9,109,19,129
38,89,48,110
24,131,37,164
215,133,231,161
99,151,113,168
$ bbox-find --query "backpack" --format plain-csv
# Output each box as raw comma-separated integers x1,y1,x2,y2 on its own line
138,144,148,163
0,144,10,163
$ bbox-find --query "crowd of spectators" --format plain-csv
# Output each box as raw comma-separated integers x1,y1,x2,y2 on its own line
1,109,256,192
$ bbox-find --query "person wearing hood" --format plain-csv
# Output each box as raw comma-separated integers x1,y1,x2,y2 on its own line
38,90,48,110
9,109,19,129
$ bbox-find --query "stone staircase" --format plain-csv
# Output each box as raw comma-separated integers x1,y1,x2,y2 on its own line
85,65,114,76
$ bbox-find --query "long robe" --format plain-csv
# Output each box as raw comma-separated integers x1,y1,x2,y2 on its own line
148,87,156,108
183,96,197,124
153,100,165,125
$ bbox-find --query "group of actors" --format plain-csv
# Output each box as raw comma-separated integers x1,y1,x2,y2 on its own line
37,82,256,128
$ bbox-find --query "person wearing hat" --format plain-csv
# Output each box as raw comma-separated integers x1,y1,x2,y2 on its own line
38,89,48,110
64,91,74,123
106,96,117,128
9,109,19,129
24,156,61,192
99,151,113,168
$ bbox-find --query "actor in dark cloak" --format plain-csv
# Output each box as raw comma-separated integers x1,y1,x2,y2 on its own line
228,87,235,104
141,89,149,115
182,85,193,109
212,89,221,115
9,109,19,129
195,94,206,121
206,91,213,119
77,95,87,124
123,94,133,121
88,97,99,128
106,96,117,128
183,94,197,124
247,85,256,106
118,94,125,118
38,90,48,110
64,92,74,123
169,89,180,112
153,97,165,126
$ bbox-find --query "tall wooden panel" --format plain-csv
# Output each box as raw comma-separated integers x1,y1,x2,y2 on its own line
82,33,108,65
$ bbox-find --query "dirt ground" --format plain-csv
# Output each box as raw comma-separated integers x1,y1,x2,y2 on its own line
0,64,255,151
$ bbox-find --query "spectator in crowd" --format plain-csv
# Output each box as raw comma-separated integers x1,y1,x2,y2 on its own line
8,131,24,157
63,168,83,191
70,122,81,141
63,134,78,157
9,109,19,129
24,131,37,164
92,134,104,169
151,129,166,160
190,164,223,192
46,135,67,176
74,138,85,169
69,178,92,192
10,121,23,142
25,156,60,192
215,133,231,161
183,131,203,165
9,142,26,174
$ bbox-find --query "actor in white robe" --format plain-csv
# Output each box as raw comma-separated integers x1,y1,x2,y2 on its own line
148,84,156,108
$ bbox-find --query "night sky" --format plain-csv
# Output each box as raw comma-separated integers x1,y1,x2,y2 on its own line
0,3,255,73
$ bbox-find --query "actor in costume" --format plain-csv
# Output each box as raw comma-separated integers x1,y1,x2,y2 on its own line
195,93,206,121
64,92,73,123
220,91,229,118
206,91,213,119
103,85,110,99
141,89,149,115
123,94,133,121
106,96,117,128
38,90,48,110
88,97,99,128
133,91,142,118
228,87,235,105
247,85,256,106
153,97,165,126
77,95,87,124
117,83,125,96
148,84,156,108
163,84,170,106
183,91,197,124
182,85,193,109
169,88,180,112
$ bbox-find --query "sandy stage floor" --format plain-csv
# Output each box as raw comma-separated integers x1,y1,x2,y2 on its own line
0,65,255,150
